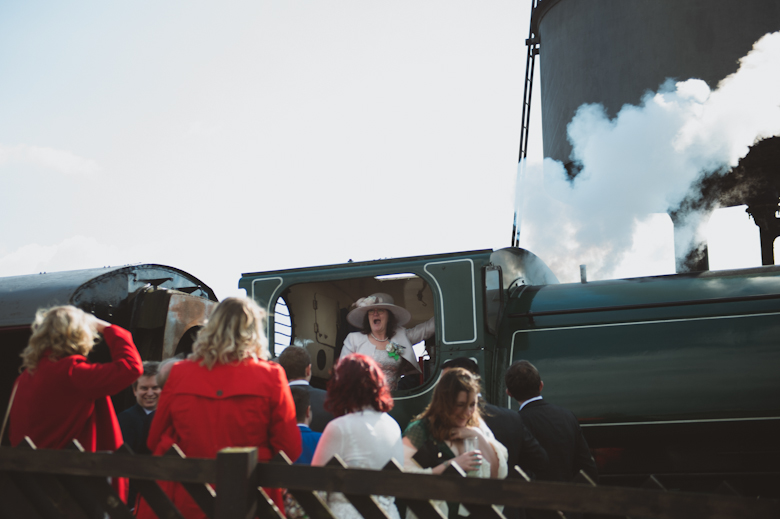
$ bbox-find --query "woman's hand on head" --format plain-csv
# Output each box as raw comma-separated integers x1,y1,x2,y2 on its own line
90,315,111,333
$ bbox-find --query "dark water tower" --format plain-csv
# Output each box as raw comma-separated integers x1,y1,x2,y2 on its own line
532,0,780,271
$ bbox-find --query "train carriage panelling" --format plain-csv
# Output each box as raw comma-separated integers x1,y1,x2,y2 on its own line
511,312,780,421
424,258,477,345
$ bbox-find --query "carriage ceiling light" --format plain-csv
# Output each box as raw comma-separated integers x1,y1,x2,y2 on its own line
374,273,419,281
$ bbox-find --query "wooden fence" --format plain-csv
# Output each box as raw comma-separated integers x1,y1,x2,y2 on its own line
0,438,778,519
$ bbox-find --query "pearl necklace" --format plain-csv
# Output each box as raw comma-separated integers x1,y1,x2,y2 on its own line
370,333,389,342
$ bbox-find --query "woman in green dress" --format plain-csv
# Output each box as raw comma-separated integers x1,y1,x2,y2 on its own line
402,367,507,517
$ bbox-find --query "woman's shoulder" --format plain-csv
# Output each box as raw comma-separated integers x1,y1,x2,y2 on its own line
377,412,402,433
343,332,370,350
402,417,431,447
403,417,429,435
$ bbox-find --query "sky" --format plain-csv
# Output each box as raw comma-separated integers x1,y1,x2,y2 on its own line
0,1,773,300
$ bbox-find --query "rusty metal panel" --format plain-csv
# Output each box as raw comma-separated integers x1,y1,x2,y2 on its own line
162,293,218,359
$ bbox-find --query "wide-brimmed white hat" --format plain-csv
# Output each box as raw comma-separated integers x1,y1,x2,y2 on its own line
347,293,411,328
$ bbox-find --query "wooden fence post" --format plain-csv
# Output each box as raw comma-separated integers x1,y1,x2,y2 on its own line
216,447,258,519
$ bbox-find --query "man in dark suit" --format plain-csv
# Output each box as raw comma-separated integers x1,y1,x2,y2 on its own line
118,361,160,511
118,361,161,454
505,360,597,518
277,346,333,433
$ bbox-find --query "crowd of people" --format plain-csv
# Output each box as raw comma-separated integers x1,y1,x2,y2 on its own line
6,294,597,519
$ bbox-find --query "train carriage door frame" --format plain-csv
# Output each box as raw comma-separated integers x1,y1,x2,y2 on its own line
483,265,504,336
250,277,285,353
423,258,478,345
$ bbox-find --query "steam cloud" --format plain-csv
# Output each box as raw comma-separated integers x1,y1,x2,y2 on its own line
517,31,780,282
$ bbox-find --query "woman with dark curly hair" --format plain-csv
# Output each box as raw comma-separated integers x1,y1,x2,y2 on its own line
311,354,403,519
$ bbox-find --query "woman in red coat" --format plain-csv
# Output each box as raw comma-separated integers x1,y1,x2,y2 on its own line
137,297,302,519
9,305,143,501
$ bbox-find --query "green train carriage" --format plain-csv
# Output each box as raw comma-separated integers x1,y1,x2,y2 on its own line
240,247,780,496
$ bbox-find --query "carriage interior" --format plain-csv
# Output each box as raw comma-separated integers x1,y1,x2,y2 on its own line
273,273,437,390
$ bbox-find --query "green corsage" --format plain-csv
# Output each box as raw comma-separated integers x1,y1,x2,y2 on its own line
387,342,404,360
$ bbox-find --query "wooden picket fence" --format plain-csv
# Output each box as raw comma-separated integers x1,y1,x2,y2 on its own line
0,438,778,519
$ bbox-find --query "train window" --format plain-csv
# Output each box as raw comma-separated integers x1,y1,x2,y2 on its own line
273,297,292,354
273,273,436,391
483,266,503,335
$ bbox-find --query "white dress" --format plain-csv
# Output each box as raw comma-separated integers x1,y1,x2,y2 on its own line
311,408,404,519
341,318,435,389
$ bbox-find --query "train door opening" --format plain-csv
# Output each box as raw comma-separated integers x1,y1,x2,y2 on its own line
270,273,436,392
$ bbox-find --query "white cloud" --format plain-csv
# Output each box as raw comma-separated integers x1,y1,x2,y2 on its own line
0,144,100,177
0,236,126,277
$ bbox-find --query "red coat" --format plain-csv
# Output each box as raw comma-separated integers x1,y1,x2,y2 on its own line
137,357,302,519
9,325,143,500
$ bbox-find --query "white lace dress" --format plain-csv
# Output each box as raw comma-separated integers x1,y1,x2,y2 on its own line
311,408,404,519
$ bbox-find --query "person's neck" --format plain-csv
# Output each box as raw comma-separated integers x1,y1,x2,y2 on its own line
370,328,388,341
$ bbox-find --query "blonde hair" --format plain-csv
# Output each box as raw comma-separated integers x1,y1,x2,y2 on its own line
189,297,268,369
20,305,99,373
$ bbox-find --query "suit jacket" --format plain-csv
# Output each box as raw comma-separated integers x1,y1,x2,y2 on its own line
294,424,321,465
482,403,548,478
290,382,334,433
518,399,597,483
118,403,154,455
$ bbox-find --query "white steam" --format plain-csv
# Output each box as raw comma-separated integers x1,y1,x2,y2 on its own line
517,31,780,282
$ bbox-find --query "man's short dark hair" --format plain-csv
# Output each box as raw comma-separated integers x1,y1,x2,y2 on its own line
441,357,479,376
290,386,310,424
133,361,160,390
505,360,542,402
277,346,311,380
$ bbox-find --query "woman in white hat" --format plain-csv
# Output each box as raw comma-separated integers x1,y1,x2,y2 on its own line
340,293,435,390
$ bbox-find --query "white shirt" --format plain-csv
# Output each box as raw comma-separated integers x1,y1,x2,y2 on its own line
311,408,403,469
518,395,543,411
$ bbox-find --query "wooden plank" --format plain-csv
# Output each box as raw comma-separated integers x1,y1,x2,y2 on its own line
133,479,185,519
715,481,741,496
642,476,667,491
255,487,285,519
443,463,505,519
4,443,780,519
14,438,93,519
382,459,445,519
56,442,133,519
252,461,780,519
215,448,257,519
269,451,336,519
0,445,216,483
114,444,185,519
0,472,45,519
286,490,336,519
323,457,390,519
164,445,216,519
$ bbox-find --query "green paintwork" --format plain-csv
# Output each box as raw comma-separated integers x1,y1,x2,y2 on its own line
239,249,495,429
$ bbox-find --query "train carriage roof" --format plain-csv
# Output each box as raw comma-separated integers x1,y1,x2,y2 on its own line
507,264,780,328
0,264,217,328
